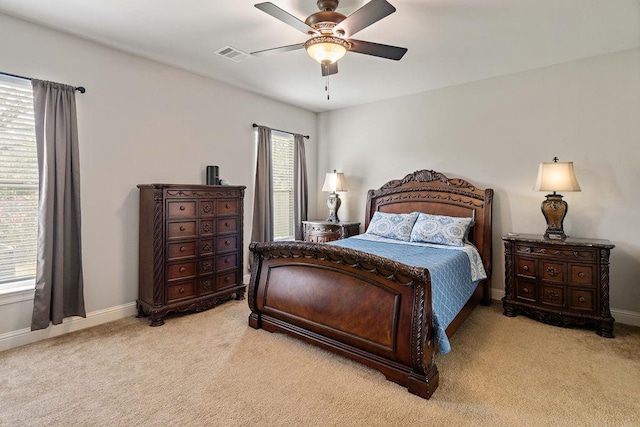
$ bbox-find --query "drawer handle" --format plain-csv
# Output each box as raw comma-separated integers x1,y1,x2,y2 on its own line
523,287,529,293
573,251,579,258
224,258,230,264
546,267,559,277
225,204,231,209
179,226,186,231
179,267,186,272
180,246,186,252
179,287,185,294
578,296,586,303
225,240,230,246
578,272,586,278
225,276,231,282
179,205,186,211
225,222,229,227
522,266,529,272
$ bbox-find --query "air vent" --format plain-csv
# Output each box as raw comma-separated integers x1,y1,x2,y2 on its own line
215,46,250,62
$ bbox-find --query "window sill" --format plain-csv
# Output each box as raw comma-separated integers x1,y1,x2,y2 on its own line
0,280,35,306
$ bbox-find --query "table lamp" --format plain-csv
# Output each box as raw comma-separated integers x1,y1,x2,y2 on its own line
322,169,347,222
533,157,581,240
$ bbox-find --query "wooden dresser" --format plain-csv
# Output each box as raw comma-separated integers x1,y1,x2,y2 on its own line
302,220,360,242
137,184,246,326
502,233,615,337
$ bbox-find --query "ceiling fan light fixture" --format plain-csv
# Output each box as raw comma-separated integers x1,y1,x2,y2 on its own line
304,36,349,64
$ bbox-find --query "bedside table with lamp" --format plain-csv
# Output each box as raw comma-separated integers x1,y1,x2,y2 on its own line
502,157,615,337
303,169,360,242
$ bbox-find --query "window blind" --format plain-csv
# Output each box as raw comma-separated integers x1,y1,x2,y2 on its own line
0,76,38,287
271,132,294,240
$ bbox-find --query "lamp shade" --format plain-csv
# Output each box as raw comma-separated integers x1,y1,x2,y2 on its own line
322,170,347,192
533,161,581,193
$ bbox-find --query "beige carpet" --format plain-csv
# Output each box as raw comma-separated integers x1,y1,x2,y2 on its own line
1,300,639,426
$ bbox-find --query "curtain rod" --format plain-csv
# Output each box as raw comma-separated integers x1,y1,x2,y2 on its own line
0,71,86,93
252,123,309,139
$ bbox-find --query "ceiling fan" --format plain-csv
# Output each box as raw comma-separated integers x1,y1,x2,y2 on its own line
251,0,408,77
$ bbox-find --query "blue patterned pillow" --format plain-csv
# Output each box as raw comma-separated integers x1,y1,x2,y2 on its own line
409,213,473,246
366,212,419,241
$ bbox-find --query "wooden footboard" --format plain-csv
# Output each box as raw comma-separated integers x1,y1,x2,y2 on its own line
248,241,440,399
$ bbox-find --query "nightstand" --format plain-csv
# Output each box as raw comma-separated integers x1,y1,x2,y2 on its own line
502,233,615,337
302,220,360,243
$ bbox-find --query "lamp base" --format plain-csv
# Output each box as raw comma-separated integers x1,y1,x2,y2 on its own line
541,193,568,240
326,192,341,223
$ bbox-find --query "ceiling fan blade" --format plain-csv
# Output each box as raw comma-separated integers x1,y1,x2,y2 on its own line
334,0,396,37
348,39,407,60
321,62,338,76
251,43,305,57
255,2,318,35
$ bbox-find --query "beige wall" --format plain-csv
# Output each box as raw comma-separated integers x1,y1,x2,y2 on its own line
0,13,317,341
317,48,640,320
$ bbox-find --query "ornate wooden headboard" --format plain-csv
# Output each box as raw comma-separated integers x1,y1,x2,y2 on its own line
365,169,494,280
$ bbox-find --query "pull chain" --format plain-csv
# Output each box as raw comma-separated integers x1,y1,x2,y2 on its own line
325,75,330,100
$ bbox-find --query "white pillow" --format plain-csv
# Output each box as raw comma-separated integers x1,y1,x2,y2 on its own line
409,213,473,247
366,212,419,241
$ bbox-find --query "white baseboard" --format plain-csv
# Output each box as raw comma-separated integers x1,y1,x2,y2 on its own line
1,275,255,353
490,288,640,327
0,302,138,352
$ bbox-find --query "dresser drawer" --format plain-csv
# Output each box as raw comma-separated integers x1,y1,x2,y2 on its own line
167,200,196,218
217,235,239,254
200,220,215,236
540,284,564,308
200,239,215,256
218,199,240,216
167,221,197,239
199,200,215,217
217,217,239,234
569,264,595,287
217,253,238,272
568,288,596,313
217,271,239,291
167,261,197,281
167,241,196,260
199,257,215,276
540,261,565,284
199,276,215,295
167,280,196,303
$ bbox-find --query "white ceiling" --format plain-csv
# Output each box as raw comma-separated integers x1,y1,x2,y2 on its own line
1,0,639,112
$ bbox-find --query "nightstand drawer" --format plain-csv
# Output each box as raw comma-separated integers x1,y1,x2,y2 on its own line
515,279,537,302
540,284,564,308
568,288,596,313
516,258,536,278
569,264,595,287
540,261,565,284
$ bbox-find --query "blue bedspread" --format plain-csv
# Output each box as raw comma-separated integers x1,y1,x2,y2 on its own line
329,235,485,354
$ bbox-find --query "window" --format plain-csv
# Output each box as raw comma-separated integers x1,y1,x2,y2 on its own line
0,75,38,291
271,132,294,240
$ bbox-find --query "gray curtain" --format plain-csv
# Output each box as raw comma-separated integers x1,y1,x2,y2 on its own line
251,126,273,243
293,133,308,240
31,79,86,331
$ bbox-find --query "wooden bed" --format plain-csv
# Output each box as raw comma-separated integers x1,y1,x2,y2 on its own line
247,169,493,399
